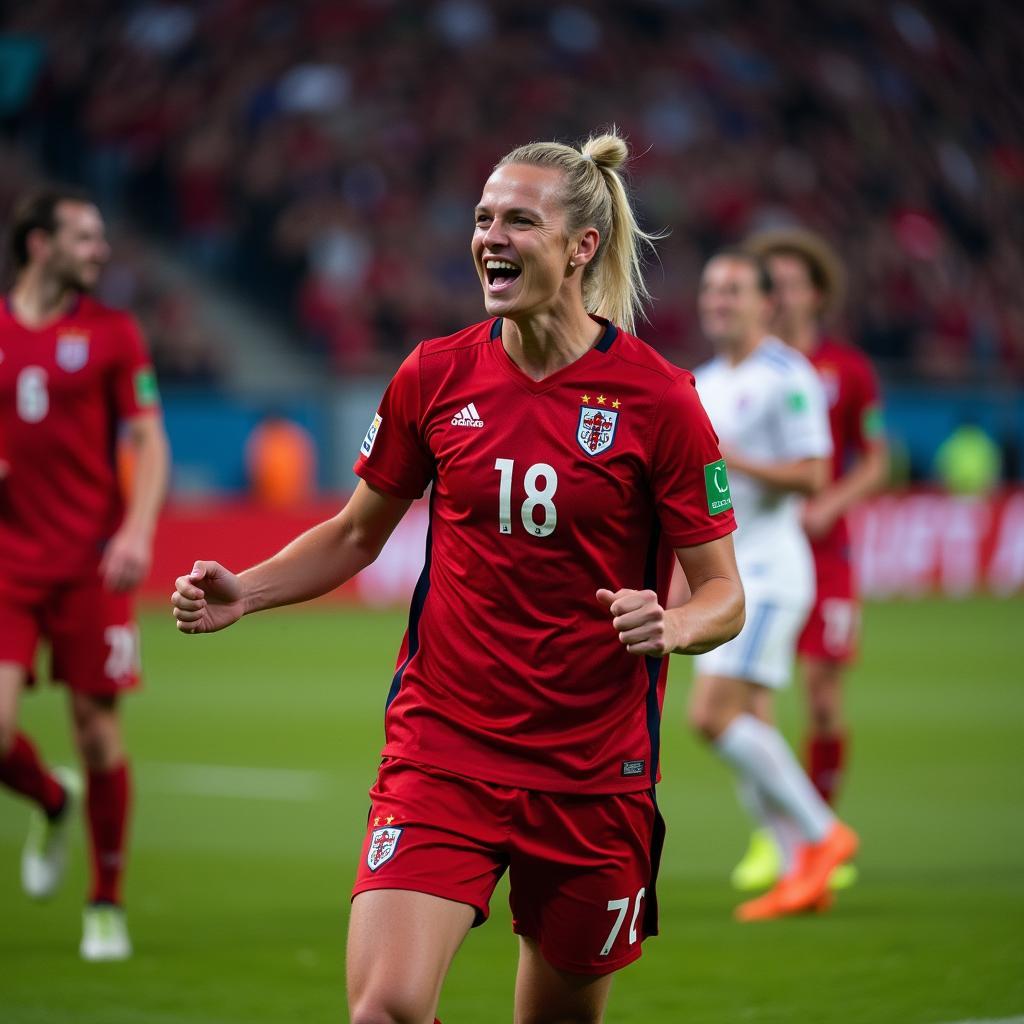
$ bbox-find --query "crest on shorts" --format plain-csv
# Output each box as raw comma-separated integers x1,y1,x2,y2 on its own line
367,826,403,871
577,406,619,456
56,333,89,373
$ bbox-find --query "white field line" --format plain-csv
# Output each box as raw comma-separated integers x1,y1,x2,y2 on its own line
141,761,332,802
935,1018,1024,1024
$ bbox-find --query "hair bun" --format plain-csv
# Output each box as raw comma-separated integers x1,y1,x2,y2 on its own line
581,130,629,172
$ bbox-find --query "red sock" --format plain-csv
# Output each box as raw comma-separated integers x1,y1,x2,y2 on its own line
86,762,131,905
807,733,846,806
0,733,65,817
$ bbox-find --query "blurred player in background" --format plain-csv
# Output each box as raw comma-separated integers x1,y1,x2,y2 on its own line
739,229,888,892
0,190,169,959
173,130,744,1023
684,250,858,921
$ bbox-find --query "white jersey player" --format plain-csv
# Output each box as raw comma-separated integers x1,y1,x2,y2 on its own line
682,251,858,922
694,334,830,685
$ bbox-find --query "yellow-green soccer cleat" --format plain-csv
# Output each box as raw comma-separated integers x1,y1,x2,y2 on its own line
730,828,782,892
828,861,859,890
21,766,82,900
80,903,132,962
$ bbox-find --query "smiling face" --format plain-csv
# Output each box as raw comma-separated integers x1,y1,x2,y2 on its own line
698,255,771,355
472,163,581,320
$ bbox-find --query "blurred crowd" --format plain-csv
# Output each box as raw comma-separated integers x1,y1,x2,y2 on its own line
1,0,1022,381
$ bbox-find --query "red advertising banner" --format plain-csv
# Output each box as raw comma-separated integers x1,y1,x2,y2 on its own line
849,490,1024,598
146,489,1024,604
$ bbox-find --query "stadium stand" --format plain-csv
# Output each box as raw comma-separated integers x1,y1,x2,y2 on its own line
1,0,1021,384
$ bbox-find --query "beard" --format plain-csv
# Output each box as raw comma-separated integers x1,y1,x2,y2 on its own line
53,260,99,295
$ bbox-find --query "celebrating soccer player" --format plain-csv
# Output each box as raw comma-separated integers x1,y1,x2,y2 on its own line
0,190,169,959
684,250,858,921
740,228,888,891
173,130,744,1023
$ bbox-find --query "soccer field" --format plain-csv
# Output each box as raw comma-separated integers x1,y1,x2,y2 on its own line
1,598,1021,1024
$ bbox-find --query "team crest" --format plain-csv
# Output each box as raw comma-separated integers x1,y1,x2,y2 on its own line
577,406,619,456
367,826,403,871
56,333,89,373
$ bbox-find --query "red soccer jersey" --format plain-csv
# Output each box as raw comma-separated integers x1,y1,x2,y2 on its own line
808,336,884,555
0,295,159,582
354,317,736,795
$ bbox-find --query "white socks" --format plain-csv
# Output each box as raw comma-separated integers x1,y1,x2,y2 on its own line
717,714,834,844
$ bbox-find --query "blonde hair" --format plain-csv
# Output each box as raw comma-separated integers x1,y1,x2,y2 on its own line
744,227,847,321
496,128,660,335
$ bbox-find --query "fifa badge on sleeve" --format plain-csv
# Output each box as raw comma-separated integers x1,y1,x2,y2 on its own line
361,412,382,457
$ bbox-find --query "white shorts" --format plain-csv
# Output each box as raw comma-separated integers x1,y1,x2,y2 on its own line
694,595,811,689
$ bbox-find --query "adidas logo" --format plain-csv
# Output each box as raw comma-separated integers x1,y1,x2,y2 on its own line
451,402,484,428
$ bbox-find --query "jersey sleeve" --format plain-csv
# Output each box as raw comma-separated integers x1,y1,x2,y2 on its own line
848,350,885,453
112,314,160,419
649,373,737,548
353,346,435,499
775,362,833,461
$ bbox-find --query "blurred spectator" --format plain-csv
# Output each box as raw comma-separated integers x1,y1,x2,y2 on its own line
934,422,1003,495
1,0,1021,382
245,416,318,507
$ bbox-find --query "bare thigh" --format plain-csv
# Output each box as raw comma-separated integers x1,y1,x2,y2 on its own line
0,663,26,754
347,888,475,1024
514,935,615,1024
689,673,759,740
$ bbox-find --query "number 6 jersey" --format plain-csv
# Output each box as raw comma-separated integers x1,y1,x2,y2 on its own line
355,317,735,794
0,296,159,583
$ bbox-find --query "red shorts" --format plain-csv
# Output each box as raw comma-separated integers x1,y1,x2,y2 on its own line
0,574,141,695
798,546,860,664
352,757,664,976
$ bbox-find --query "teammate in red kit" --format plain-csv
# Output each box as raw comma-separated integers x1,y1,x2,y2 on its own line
172,130,744,1023
0,190,170,959
739,228,888,890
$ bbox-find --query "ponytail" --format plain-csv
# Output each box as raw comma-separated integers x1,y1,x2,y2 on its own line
496,127,661,334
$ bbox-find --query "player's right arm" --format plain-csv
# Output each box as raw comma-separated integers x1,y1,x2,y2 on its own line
171,481,411,634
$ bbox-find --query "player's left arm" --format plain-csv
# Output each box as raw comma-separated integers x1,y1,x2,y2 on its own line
100,412,170,592
802,436,888,539
803,359,889,538
597,535,745,658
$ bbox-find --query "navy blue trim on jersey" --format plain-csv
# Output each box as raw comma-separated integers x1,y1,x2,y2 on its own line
385,492,435,711
594,319,618,352
490,316,617,352
643,786,666,938
642,518,663,785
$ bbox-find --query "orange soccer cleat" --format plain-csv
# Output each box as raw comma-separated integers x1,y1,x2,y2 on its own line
734,821,858,922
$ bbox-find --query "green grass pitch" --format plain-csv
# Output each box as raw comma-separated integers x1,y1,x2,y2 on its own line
1,597,1022,1023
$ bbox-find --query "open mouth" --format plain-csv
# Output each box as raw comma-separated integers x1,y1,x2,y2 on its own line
484,258,522,292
